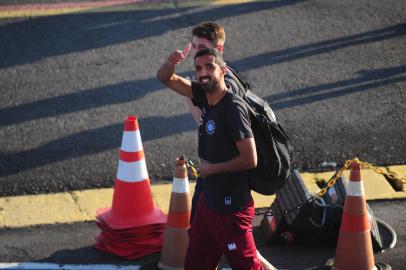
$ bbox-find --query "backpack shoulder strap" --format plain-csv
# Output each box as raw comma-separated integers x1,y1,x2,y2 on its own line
225,66,249,95
226,65,250,90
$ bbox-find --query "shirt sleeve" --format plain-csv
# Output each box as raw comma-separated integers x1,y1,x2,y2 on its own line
227,98,253,142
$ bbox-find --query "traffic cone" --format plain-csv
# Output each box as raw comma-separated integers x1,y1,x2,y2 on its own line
332,161,376,270
97,116,166,229
158,157,191,270
95,116,167,259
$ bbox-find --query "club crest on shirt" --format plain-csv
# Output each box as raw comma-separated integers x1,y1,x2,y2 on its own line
206,120,216,135
227,243,237,251
224,196,232,206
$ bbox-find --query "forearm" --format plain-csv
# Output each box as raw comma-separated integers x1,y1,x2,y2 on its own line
199,155,257,177
211,155,256,174
198,138,257,177
156,57,192,97
157,61,176,83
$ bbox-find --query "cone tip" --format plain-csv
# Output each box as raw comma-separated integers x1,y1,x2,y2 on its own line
351,161,361,170
176,156,186,166
350,161,361,182
124,116,139,131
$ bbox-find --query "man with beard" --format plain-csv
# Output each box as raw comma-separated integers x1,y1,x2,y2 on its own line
185,22,277,270
157,48,264,270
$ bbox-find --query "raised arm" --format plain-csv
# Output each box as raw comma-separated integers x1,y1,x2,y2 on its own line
157,43,193,98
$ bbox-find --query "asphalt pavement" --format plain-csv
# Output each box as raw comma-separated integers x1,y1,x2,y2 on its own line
0,200,405,269
0,0,405,269
0,0,405,196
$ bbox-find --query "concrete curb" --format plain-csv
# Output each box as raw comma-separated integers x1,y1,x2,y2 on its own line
0,167,404,229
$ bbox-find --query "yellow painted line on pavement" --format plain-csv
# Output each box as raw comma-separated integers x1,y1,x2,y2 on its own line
0,0,264,18
0,182,273,229
1,8,85,18
0,168,404,229
0,0,148,18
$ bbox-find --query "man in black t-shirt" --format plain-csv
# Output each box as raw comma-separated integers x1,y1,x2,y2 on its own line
157,47,264,270
191,79,254,213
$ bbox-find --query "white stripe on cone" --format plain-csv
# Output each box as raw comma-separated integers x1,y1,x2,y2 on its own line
347,180,365,197
116,159,148,182
121,130,143,152
172,177,190,193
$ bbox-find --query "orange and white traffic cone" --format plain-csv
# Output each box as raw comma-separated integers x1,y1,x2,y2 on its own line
158,157,191,270
332,161,381,270
95,116,167,259
96,116,166,229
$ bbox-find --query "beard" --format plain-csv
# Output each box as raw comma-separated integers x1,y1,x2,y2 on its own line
198,76,218,93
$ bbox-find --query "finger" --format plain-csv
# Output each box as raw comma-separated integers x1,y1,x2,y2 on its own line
168,52,182,65
195,166,202,176
167,56,178,66
192,167,199,177
181,43,191,58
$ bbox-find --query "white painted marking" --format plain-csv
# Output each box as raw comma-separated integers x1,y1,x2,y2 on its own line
0,263,140,269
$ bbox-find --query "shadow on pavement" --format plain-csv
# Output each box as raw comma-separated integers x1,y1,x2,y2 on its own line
1,24,404,127
231,23,406,73
265,65,406,110
0,113,195,178
0,0,304,69
1,65,404,181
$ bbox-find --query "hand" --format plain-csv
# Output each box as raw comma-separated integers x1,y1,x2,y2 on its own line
167,43,191,66
197,160,213,178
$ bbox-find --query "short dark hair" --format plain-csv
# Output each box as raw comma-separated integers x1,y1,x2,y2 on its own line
191,22,226,46
194,48,226,67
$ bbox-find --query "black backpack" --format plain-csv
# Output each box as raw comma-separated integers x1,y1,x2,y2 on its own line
225,66,294,195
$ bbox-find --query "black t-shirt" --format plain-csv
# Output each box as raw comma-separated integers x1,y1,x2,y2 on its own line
192,81,254,213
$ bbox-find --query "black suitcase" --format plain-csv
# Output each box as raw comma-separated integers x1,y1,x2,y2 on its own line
261,170,383,252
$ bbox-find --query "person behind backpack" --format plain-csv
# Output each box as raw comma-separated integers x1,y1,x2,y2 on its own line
158,46,264,270
187,22,276,217
185,22,278,270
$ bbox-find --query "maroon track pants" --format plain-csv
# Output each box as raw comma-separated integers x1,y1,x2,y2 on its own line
184,195,264,270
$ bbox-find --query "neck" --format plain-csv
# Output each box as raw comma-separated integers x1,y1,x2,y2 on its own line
206,81,227,106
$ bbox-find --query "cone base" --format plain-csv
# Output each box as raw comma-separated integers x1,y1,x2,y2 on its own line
95,241,162,260
97,206,167,230
313,261,391,270
334,230,375,270
159,227,189,269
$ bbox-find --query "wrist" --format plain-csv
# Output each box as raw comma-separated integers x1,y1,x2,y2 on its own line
209,162,219,175
165,60,175,67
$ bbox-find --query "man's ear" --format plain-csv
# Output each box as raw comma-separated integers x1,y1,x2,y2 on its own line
216,44,224,54
220,65,227,75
